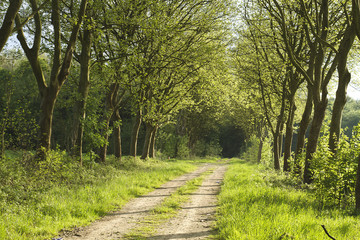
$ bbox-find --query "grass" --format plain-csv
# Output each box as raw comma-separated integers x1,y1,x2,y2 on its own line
0,152,203,240
124,168,214,239
216,159,360,240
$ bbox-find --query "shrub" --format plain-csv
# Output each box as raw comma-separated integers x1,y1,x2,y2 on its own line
312,124,360,209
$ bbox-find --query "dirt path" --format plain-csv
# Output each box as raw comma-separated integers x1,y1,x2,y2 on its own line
60,163,227,240
149,164,227,240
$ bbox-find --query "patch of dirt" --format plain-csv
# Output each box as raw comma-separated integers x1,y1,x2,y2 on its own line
148,164,227,240
60,164,220,240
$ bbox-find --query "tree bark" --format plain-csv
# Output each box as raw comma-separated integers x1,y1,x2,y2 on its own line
294,86,313,173
98,115,111,163
328,24,355,153
71,26,92,164
149,125,158,158
283,100,296,172
257,137,263,163
38,87,58,152
273,84,287,170
141,122,153,160
0,0,22,52
303,97,328,184
273,133,281,170
97,83,119,163
113,109,122,160
130,109,142,157
256,120,265,163
303,3,331,183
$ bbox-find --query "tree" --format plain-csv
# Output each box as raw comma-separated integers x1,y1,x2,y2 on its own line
120,0,233,159
260,0,347,182
328,4,356,153
242,1,296,170
16,0,87,159
70,5,94,164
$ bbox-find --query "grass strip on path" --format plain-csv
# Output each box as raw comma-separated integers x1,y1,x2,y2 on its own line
123,167,215,239
216,159,360,240
0,157,200,240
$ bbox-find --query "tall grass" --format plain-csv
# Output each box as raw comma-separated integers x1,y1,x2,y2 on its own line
216,159,360,239
0,152,198,240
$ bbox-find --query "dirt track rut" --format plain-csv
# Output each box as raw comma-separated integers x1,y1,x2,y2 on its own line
60,163,227,240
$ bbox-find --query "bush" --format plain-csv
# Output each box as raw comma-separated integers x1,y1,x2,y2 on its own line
192,139,222,157
176,136,190,159
312,124,360,209
241,136,272,167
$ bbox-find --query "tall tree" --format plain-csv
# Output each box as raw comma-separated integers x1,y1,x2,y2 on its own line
261,0,347,182
16,0,87,158
328,21,356,153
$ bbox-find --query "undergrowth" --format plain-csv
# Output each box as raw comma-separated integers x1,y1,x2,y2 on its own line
0,150,198,240
216,159,360,239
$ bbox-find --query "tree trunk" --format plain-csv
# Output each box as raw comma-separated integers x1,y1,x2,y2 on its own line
113,109,122,160
273,133,281,170
257,137,263,163
0,0,22,52
273,85,287,170
303,98,328,184
303,25,329,184
294,86,313,173
98,115,111,163
283,100,296,172
97,83,119,163
149,125,158,158
38,88,58,157
130,109,142,157
328,24,355,153
141,122,153,160
77,123,84,166
71,27,92,163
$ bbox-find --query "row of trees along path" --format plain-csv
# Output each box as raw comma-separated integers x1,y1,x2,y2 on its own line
237,0,360,212
0,0,232,163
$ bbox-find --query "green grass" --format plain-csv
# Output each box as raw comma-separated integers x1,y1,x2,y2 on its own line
0,153,202,240
124,168,214,239
216,159,360,240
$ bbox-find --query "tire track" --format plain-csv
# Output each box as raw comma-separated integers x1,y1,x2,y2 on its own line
60,164,215,240
148,164,227,240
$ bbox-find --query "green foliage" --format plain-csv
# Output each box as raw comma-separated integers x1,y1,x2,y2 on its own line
192,139,222,157
0,58,42,151
241,135,272,167
341,98,360,138
5,101,38,150
312,124,360,209
176,136,191,159
156,125,178,158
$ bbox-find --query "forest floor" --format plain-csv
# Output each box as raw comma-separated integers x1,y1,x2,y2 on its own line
58,162,227,240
